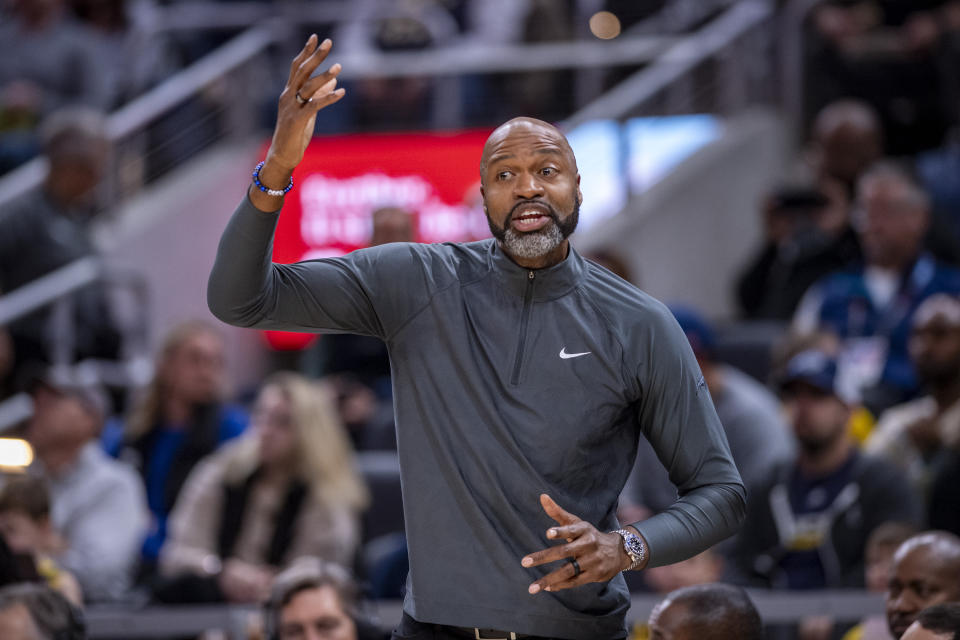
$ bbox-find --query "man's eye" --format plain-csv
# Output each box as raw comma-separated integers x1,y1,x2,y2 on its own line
497,171,512,180
541,167,556,176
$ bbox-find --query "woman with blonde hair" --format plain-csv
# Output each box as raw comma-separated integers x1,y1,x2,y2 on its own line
102,320,247,577
157,372,368,604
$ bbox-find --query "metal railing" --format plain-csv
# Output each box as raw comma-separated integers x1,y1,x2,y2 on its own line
779,0,828,134
565,0,774,129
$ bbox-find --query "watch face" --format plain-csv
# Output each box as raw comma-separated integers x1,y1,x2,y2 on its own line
625,535,644,558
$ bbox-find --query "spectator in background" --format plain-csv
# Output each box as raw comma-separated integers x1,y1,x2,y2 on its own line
0,108,122,383
843,522,919,640
0,0,109,173
887,532,960,639
867,295,960,496
69,0,174,110
646,583,764,640
0,476,82,606
585,249,634,283
809,1,955,155
902,603,960,639
793,162,960,416
25,369,148,602
727,350,921,590
0,583,84,640
620,308,793,521
807,100,884,195
158,373,367,604
106,320,247,577
737,178,861,320
265,557,387,640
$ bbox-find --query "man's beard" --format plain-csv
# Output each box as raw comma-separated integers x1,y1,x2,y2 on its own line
486,194,580,261
796,426,844,457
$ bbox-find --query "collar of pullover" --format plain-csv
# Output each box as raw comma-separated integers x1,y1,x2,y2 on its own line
489,241,586,301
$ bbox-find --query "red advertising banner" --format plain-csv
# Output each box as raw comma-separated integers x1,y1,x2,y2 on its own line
264,129,492,349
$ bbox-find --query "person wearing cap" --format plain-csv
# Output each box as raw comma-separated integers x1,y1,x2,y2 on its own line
24,369,148,603
866,294,960,497
726,350,921,591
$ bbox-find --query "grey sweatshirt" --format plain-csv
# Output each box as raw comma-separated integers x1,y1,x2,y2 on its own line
208,195,746,640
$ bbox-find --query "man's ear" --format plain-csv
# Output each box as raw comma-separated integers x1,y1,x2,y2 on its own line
577,173,583,203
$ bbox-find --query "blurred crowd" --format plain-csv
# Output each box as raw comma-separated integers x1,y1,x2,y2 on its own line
2,1,960,640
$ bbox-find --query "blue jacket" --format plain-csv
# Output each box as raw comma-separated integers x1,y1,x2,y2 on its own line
806,253,960,395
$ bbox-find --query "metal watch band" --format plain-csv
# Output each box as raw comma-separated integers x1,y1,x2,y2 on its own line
613,528,646,571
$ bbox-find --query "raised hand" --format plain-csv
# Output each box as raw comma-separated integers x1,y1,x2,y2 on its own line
520,494,637,594
251,35,344,211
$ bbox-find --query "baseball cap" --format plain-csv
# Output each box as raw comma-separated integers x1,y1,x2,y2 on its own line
670,306,716,359
28,367,109,420
778,350,838,397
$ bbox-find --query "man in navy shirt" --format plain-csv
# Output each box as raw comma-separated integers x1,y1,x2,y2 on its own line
728,350,921,589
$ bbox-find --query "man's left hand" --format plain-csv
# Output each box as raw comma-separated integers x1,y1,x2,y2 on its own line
521,494,634,594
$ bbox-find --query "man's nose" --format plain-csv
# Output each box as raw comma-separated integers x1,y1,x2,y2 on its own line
892,591,918,614
513,172,544,199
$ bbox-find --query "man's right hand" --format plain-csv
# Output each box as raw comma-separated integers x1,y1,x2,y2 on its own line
251,34,345,211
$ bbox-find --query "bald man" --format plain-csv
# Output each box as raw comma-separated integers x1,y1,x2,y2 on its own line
648,584,763,640
887,532,960,639
809,100,883,192
208,35,745,640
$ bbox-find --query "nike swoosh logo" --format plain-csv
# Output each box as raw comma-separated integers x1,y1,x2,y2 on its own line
559,348,591,359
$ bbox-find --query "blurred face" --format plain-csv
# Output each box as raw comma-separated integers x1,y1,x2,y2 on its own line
160,331,225,406
909,314,960,385
901,622,951,640
0,511,47,555
856,177,927,269
278,585,357,640
649,599,696,640
887,546,960,638
815,124,880,187
253,386,297,468
0,603,42,640
866,542,899,594
782,384,850,455
370,208,414,246
480,120,582,266
26,387,97,454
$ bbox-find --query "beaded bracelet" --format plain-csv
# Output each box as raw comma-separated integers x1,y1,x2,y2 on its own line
252,161,294,197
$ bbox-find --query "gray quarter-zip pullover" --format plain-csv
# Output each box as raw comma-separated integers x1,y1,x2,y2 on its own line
208,195,746,640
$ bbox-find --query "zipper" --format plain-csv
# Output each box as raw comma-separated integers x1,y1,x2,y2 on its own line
511,270,536,385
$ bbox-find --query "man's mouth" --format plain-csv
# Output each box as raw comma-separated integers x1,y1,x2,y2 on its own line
510,204,553,233
890,615,912,638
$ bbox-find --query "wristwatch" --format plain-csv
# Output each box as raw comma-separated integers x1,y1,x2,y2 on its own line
613,529,646,571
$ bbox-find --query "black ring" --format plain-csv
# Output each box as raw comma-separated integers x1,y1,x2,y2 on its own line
567,557,581,577
295,91,308,105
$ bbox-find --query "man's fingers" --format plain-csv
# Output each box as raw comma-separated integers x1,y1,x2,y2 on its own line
308,86,346,111
542,573,591,593
293,37,333,88
521,537,589,568
528,559,591,594
287,34,318,85
540,493,580,526
546,521,590,542
298,64,342,99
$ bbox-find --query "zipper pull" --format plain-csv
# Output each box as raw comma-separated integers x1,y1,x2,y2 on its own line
528,271,535,280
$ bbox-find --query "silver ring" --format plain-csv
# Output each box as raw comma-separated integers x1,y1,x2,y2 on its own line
295,91,308,105
567,557,581,577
